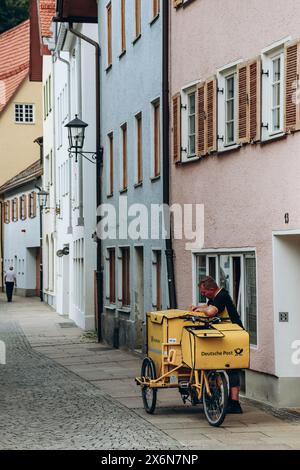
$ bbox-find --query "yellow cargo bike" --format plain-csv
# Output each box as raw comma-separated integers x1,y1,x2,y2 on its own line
135,310,250,427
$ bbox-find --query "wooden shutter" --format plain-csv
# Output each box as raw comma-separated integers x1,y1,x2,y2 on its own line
32,192,37,218
249,58,261,142
174,0,183,7
172,93,181,162
197,83,206,156
15,198,19,221
285,40,300,133
206,77,217,153
237,63,249,144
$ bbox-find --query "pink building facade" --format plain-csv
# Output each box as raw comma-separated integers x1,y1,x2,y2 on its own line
170,0,300,407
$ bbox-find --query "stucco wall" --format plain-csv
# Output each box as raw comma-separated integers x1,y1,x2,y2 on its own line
0,78,42,187
170,0,300,376
98,1,167,348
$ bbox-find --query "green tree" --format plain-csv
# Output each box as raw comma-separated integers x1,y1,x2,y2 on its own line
0,0,29,34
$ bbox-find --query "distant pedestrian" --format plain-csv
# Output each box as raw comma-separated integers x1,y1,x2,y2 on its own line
4,267,17,302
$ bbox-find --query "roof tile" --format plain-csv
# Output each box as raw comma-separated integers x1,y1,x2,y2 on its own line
0,20,30,113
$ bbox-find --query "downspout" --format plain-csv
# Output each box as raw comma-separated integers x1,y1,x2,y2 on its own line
56,50,73,233
162,0,177,309
68,24,103,341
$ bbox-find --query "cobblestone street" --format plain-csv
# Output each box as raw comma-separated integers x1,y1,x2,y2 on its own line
0,296,178,450
1,295,300,450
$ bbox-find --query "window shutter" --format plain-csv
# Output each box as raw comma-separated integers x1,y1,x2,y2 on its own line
285,41,300,133
197,83,206,156
24,195,27,220
15,198,19,221
237,63,249,144
249,58,261,142
174,0,183,7
206,77,217,153
33,192,37,217
172,93,181,162
7,201,11,223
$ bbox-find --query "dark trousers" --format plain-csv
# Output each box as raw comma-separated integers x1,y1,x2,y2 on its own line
5,282,14,302
227,369,241,388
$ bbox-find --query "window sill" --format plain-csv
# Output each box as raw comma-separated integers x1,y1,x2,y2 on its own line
179,155,201,164
106,193,114,199
120,188,128,194
260,132,287,145
132,34,141,46
117,307,131,314
150,175,161,183
119,49,126,60
105,304,116,311
105,64,112,73
150,14,160,27
218,144,241,154
134,182,143,189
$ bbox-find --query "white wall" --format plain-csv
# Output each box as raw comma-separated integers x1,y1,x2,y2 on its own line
273,233,300,378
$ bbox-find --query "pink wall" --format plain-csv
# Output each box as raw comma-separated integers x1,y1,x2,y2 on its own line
170,0,300,374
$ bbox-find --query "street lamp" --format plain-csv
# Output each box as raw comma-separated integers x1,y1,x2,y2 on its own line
37,189,49,210
65,115,97,163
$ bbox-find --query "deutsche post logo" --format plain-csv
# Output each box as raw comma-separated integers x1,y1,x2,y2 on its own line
234,348,244,356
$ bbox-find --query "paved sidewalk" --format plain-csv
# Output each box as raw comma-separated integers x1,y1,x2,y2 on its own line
1,295,300,450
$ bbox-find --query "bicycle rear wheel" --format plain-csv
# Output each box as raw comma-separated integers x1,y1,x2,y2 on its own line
203,371,228,427
141,357,157,414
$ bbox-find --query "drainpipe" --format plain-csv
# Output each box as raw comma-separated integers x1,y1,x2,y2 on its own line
56,51,73,233
162,1,177,309
68,24,103,341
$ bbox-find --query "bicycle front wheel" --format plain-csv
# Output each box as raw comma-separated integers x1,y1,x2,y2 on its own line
141,357,157,414
203,371,228,427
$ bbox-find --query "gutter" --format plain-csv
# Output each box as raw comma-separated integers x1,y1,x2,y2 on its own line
162,1,177,309
68,23,103,342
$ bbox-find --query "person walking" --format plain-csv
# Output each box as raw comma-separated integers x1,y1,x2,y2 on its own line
4,267,17,302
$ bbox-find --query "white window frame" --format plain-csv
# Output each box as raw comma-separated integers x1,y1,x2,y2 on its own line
134,112,143,185
217,61,242,152
14,103,35,124
261,41,286,141
192,248,258,348
181,82,198,162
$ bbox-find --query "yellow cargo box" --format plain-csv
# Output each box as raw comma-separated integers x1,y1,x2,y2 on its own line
181,323,250,370
147,310,194,378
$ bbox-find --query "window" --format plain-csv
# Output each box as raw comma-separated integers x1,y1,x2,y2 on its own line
135,0,141,38
121,123,128,190
12,198,18,222
20,195,27,220
108,133,114,196
120,0,126,53
261,43,285,140
28,192,37,218
121,247,130,307
217,65,238,151
152,250,162,311
107,2,112,66
15,104,34,123
188,92,196,156
181,85,197,160
152,0,160,19
195,252,257,346
136,113,143,184
225,75,235,145
152,100,161,177
107,248,116,304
